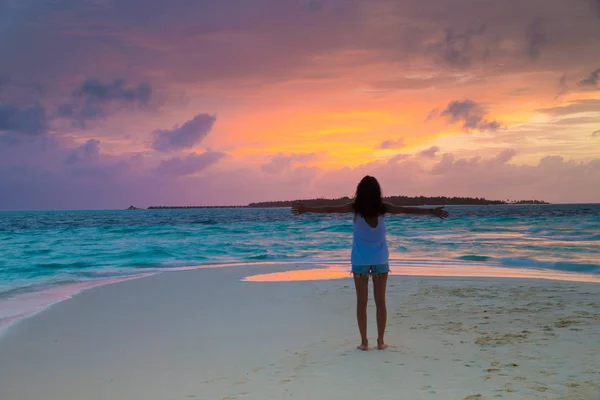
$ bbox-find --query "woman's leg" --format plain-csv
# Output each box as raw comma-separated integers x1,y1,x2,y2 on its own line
353,273,369,350
373,272,388,349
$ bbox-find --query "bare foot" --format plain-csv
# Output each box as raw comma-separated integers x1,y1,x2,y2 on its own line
377,339,388,350
357,341,369,351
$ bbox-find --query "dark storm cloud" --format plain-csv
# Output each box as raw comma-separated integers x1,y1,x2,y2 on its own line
151,114,217,152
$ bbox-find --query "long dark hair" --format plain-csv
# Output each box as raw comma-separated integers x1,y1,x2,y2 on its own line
352,175,386,218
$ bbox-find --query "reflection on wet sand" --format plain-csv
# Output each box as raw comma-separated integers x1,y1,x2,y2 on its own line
244,264,600,283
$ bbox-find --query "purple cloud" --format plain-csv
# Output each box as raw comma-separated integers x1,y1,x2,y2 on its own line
73,79,151,104
0,103,49,136
494,149,517,164
419,146,440,158
430,153,455,174
58,78,152,127
437,100,502,132
437,25,487,68
152,114,216,152
261,153,316,174
388,154,409,163
65,139,100,165
379,138,404,149
155,151,225,176
579,68,600,87
1,141,600,209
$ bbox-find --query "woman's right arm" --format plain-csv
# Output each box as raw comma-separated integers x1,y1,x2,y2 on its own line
292,202,354,215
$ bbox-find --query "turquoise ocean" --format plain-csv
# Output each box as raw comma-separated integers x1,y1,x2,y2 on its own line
0,204,599,327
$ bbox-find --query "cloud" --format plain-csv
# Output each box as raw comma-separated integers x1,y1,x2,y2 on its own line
579,67,600,87
425,108,440,122
311,149,600,203
73,79,151,104
494,148,517,164
58,78,152,127
379,138,404,149
0,103,49,136
2,0,600,95
389,154,409,163
155,151,225,176
537,99,600,115
1,140,600,209
64,139,100,164
526,19,548,59
261,153,316,174
419,146,440,158
418,151,600,203
436,100,502,131
430,153,457,174
151,114,216,152
555,74,568,99
435,25,487,68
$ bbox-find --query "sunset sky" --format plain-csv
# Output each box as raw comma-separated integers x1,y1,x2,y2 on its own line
1,0,599,209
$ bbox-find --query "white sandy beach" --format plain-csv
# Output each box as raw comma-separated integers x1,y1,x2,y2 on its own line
0,263,599,400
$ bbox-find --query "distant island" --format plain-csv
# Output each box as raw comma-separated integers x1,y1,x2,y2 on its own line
147,205,246,209
139,196,548,210
247,196,549,208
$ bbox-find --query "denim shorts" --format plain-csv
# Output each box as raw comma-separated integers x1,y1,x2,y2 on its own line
351,263,390,276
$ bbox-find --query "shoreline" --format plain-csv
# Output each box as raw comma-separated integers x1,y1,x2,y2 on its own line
0,263,598,399
1,261,599,341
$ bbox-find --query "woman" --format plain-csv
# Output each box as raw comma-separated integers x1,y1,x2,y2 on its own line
292,176,448,350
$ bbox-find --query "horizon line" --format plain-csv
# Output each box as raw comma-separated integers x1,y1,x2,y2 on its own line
4,202,600,212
